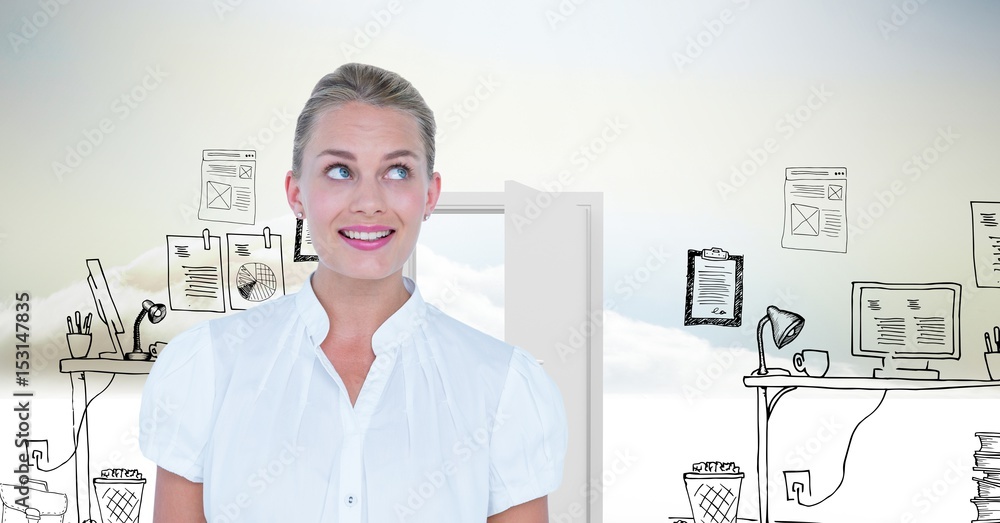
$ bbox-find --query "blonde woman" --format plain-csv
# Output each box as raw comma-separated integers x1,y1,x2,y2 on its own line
140,63,567,522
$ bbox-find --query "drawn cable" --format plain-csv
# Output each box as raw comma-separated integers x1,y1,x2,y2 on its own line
793,389,888,507
35,374,117,472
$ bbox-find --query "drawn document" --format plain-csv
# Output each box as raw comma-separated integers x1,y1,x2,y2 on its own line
227,227,285,310
781,167,848,253
972,201,1000,288
684,247,743,327
167,229,225,312
198,149,256,225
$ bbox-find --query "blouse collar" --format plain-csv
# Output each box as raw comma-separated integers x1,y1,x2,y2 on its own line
296,274,427,356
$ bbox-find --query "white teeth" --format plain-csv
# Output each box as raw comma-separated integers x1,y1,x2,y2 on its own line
343,230,391,241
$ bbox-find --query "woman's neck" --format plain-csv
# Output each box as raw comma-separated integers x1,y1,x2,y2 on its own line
310,268,412,345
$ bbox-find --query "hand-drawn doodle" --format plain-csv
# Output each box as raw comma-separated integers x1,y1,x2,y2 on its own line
87,259,127,358
227,227,285,310
781,167,848,254
986,326,1000,380
851,281,961,379
753,305,805,376
129,299,166,360
973,432,1000,521
198,149,256,225
166,229,225,313
294,218,318,262
971,201,1000,288
93,469,146,523
0,478,69,521
682,461,743,523
684,247,743,327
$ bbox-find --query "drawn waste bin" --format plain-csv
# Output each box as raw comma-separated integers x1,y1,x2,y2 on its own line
683,462,743,523
92,469,145,523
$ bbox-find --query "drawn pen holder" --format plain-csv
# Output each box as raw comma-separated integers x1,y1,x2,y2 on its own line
985,352,1000,380
66,333,93,359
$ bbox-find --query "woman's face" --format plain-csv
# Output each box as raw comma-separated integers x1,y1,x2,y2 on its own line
286,101,440,284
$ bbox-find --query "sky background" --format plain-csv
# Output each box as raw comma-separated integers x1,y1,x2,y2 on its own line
2,1,1000,521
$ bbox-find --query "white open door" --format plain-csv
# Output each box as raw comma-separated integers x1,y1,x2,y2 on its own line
504,180,603,523
412,181,602,522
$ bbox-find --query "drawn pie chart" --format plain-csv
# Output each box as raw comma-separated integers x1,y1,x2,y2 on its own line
236,262,277,302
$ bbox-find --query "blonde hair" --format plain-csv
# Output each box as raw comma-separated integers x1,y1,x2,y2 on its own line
291,63,436,177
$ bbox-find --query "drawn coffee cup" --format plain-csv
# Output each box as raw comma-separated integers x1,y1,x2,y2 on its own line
793,349,829,377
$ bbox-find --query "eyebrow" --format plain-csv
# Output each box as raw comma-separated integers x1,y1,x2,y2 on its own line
315,149,419,161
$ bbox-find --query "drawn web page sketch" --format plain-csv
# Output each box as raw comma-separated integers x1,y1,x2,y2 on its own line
294,218,318,262
684,247,743,327
781,167,847,254
227,227,285,310
166,229,225,313
971,201,1000,288
198,149,256,225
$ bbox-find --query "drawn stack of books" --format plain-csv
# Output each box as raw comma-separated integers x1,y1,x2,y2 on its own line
973,432,1000,522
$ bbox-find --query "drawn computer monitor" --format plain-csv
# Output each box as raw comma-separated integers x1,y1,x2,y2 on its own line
87,258,126,358
851,281,961,379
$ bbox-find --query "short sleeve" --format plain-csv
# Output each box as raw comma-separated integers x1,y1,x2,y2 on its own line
139,322,216,482
487,347,568,516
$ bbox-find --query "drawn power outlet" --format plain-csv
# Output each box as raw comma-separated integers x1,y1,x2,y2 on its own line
783,470,811,503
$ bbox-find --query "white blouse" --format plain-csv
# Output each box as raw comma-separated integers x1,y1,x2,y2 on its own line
139,276,567,522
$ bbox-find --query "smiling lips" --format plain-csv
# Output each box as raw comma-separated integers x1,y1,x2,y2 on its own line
339,225,395,251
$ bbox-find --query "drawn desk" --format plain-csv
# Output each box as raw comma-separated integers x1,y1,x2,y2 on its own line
59,358,153,523
742,374,1000,523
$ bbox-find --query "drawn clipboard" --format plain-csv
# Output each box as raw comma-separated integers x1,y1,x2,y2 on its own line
684,247,743,327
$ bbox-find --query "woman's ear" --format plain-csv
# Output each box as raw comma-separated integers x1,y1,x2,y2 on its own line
424,171,442,217
285,170,304,216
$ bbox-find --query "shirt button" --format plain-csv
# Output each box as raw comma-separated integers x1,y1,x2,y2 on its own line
345,494,358,507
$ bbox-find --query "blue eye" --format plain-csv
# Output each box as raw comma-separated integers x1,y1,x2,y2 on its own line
387,165,409,180
326,165,350,180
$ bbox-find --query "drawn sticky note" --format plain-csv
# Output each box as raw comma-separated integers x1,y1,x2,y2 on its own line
972,201,1000,288
198,149,256,225
167,230,225,313
227,227,285,310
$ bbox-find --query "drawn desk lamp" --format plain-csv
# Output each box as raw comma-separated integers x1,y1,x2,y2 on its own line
754,305,805,376
129,299,166,360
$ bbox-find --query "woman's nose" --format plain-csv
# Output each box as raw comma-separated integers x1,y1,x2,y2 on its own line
349,175,385,215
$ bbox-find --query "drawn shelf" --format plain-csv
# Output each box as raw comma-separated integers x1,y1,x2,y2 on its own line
59,357,154,375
